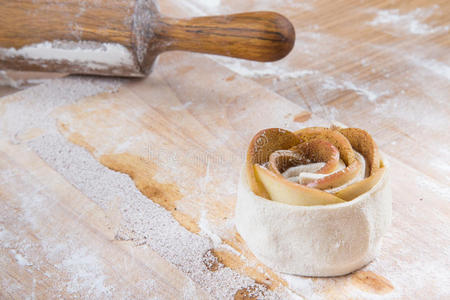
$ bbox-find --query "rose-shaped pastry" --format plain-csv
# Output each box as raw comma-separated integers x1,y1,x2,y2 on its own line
235,126,392,276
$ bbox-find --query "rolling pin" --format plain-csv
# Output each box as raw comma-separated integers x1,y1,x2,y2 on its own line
0,0,295,77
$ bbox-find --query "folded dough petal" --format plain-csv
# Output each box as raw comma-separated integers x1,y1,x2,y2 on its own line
246,128,300,199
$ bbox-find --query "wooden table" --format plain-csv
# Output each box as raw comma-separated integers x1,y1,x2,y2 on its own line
1,0,449,299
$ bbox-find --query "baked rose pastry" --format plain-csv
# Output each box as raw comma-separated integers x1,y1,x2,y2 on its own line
235,126,392,276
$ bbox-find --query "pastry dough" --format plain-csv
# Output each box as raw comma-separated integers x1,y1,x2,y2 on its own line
235,126,392,276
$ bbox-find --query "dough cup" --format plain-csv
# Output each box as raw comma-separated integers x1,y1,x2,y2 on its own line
235,160,392,277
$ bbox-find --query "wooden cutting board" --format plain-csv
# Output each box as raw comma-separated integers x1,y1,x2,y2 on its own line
1,0,449,299
1,51,449,299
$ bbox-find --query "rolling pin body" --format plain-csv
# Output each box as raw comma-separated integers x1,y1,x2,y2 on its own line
0,0,295,77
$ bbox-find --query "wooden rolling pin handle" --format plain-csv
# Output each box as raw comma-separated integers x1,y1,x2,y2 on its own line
154,12,295,62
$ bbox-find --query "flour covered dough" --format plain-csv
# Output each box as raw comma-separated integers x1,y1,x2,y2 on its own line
235,127,392,276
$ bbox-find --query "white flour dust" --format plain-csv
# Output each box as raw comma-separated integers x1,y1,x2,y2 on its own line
9,249,33,267
415,173,450,200
211,55,389,124
27,129,281,299
212,59,319,80
0,77,285,299
178,0,224,16
408,56,450,81
0,165,115,298
321,77,389,103
0,77,123,142
170,100,193,111
368,5,449,35
57,246,113,297
0,70,24,88
0,41,136,72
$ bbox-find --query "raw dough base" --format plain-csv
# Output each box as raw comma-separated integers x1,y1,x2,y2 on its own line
235,161,392,276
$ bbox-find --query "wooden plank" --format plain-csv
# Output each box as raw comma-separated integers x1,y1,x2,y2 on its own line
2,51,442,299
0,0,449,298
0,140,209,299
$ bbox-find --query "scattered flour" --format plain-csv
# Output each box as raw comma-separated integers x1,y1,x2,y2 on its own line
58,247,113,297
407,56,450,80
0,165,116,298
415,174,450,200
178,0,224,16
9,249,33,267
196,0,221,9
0,76,123,142
322,78,390,103
198,211,223,248
170,101,193,111
213,56,390,114
212,57,319,80
0,41,136,72
0,76,283,299
368,5,449,35
0,71,24,88
28,132,279,299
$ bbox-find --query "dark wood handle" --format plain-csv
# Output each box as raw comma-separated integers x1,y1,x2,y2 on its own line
154,12,295,62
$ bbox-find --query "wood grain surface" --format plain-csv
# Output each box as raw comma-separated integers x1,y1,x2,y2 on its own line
1,0,449,299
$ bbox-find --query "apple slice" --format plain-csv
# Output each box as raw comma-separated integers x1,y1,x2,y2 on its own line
293,128,362,189
254,164,345,206
339,127,380,176
289,139,340,174
246,128,301,198
267,139,340,177
295,127,356,166
305,158,361,190
335,164,385,201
